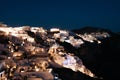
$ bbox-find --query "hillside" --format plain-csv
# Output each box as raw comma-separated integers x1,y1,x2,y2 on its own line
0,25,120,80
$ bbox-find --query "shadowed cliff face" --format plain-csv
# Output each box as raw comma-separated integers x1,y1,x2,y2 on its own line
72,27,120,80
99,33,120,80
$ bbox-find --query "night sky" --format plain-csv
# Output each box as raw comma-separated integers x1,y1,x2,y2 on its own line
0,0,120,32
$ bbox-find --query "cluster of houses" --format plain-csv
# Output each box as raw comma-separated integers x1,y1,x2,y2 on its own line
0,26,110,80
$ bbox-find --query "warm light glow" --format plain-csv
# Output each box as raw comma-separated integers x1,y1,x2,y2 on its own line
21,70,25,73
50,28,60,32
13,52,22,57
35,68,39,72
35,66,39,72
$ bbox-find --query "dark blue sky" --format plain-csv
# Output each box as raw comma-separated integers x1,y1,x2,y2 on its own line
0,0,120,32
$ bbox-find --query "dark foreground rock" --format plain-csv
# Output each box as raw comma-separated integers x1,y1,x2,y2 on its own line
72,27,120,80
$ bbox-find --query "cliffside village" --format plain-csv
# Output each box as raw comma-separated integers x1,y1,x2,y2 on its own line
0,25,110,80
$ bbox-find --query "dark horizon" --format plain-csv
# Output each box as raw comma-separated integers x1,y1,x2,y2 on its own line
0,0,120,32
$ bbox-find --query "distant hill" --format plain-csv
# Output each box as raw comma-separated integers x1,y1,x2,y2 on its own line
71,26,113,34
